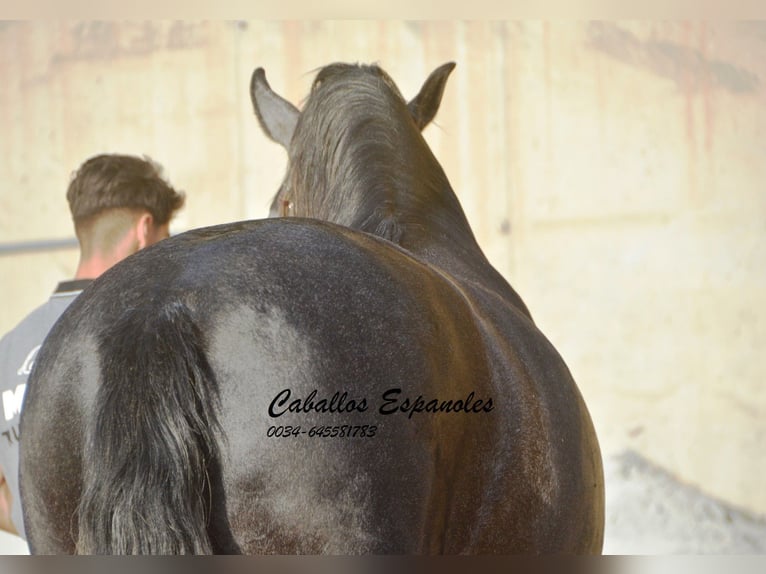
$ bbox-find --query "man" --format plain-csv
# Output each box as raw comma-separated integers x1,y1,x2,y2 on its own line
0,154,185,540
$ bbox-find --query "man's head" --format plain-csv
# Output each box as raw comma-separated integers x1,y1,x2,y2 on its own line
66,154,185,278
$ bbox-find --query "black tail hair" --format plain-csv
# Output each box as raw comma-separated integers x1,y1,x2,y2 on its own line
76,301,221,554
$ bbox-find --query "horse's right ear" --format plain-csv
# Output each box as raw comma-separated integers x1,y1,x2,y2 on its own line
407,62,456,131
250,68,300,149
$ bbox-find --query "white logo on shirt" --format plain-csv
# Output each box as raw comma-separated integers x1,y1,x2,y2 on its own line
17,345,41,376
3,384,27,422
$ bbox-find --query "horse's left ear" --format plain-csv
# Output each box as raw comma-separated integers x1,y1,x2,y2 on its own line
407,62,456,131
250,67,300,149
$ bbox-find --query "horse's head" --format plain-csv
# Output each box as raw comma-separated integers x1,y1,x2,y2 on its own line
250,62,457,240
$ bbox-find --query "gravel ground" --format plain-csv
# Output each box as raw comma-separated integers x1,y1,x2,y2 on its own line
603,449,766,554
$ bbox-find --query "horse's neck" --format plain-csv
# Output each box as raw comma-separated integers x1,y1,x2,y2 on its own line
338,137,532,319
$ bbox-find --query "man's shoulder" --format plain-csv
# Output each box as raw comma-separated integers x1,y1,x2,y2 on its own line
0,281,89,388
1,280,91,339
0,303,55,350
0,306,53,393
1,295,67,341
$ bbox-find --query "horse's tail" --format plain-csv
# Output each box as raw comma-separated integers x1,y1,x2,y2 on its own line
76,300,222,554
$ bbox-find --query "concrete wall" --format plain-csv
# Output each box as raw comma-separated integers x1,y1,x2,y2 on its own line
1,21,764,525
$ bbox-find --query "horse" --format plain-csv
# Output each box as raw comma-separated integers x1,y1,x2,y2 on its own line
19,62,604,554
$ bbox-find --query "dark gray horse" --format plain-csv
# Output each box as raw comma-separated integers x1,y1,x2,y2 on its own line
19,62,604,554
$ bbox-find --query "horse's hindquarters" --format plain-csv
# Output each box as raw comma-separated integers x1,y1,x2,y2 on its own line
20,219,603,554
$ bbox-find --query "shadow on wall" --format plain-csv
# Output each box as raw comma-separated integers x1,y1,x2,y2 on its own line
586,22,760,94
604,450,766,554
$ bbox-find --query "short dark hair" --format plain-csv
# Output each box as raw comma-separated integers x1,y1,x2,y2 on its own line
66,154,185,226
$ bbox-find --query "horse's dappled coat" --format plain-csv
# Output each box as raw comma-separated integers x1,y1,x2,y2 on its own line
19,63,604,554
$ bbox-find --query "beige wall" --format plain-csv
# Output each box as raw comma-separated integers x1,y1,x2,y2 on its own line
1,21,764,516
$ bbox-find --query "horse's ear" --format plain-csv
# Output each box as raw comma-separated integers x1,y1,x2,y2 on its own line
250,68,300,149
407,62,456,131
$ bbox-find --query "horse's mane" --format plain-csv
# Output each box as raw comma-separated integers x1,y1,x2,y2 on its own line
284,63,467,245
